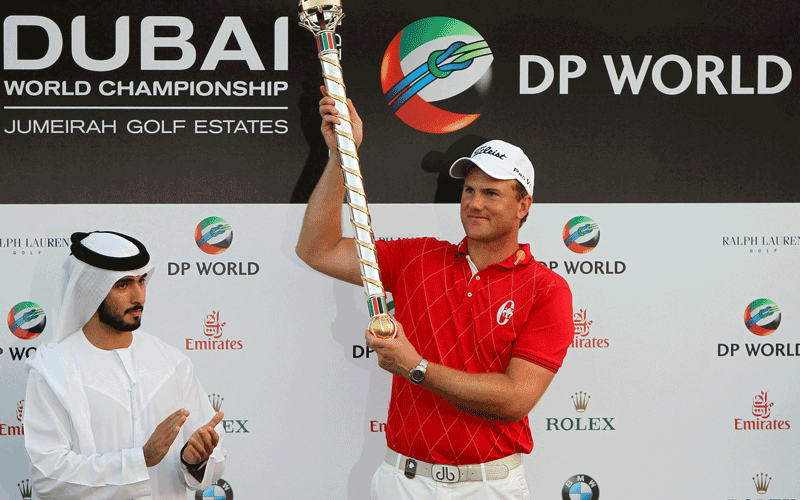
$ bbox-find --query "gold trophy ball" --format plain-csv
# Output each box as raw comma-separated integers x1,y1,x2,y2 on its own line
370,314,396,339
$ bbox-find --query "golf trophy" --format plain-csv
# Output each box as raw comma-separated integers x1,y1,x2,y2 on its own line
298,0,396,339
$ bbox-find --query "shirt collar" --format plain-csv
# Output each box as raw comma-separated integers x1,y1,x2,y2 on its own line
456,237,469,256
455,237,533,269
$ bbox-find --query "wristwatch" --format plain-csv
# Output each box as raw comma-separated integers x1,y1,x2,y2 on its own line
409,358,428,385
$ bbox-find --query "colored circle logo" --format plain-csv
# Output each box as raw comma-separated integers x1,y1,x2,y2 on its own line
381,17,493,134
195,478,233,499
563,216,600,254
7,301,46,340
562,474,599,500
195,217,233,255
744,299,781,336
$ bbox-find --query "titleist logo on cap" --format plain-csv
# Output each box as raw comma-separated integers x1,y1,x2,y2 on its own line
473,146,506,160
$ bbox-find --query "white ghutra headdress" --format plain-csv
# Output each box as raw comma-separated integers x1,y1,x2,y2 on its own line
49,231,155,343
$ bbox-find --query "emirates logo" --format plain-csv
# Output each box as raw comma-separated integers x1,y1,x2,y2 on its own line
752,391,774,419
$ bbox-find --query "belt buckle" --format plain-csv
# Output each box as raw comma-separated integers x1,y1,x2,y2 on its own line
431,464,459,483
404,458,417,479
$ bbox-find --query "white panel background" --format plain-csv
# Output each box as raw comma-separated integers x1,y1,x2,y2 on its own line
0,203,798,499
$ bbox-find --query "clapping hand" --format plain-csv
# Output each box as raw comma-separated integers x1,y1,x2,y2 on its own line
182,412,224,466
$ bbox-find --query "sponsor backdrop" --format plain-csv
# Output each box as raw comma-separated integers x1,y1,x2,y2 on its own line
1,204,798,500
1,1,799,500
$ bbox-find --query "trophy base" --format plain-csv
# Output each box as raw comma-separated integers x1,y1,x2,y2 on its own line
369,314,396,339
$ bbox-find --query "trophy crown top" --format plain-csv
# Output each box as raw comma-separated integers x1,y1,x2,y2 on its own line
299,0,342,10
298,0,345,32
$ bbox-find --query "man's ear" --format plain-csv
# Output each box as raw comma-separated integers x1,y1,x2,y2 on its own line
518,195,533,219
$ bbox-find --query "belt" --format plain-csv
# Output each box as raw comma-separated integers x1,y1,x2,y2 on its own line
384,448,522,483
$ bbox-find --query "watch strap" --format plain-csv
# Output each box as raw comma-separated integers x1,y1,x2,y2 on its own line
180,441,208,472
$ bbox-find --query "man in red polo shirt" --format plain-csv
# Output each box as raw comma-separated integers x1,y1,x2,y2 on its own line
296,94,573,500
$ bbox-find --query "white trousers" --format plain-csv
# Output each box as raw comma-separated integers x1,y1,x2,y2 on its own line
369,460,531,500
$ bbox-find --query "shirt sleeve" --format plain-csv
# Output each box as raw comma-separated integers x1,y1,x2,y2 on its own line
511,273,574,373
24,368,152,500
176,357,226,491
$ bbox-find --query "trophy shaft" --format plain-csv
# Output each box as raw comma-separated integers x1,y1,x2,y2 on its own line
299,0,395,339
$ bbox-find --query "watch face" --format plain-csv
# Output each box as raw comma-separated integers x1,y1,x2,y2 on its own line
410,369,424,384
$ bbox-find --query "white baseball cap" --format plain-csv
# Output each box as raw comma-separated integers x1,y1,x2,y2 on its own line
449,139,534,196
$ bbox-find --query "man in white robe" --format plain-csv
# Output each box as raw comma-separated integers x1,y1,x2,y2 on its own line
24,231,226,500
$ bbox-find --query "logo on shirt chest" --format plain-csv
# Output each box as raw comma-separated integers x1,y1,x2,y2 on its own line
497,300,515,325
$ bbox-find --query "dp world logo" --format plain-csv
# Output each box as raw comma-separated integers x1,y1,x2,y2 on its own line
195,217,233,255
381,17,493,134
563,216,600,254
7,302,45,340
744,299,780,336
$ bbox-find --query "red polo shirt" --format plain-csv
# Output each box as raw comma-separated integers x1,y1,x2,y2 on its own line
376,237,573,465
